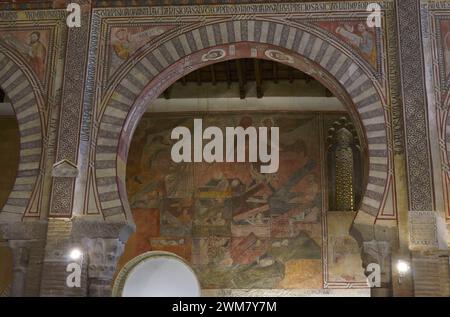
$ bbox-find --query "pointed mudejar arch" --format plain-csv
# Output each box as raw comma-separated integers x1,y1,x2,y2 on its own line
0,44,45,222
94,20,390,236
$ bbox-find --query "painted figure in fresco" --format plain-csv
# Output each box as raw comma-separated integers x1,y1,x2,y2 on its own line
129,149,170,208
27,32,46,79
336,23,361,46
160,197,194,236
113,28,132,60
112,27,166,62
356,23,374,56
0,31,46,80
445,32,450,77
335,22,374,62
108,26,168,79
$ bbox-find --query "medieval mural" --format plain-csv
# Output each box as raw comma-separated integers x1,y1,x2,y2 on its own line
441,19,450,80
119,112,367,290
0,0,448,297
313,20,377,69
108,25,175,78
0,30,50,82
429,7,450,222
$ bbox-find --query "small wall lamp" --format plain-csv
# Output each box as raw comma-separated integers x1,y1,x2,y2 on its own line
396,260,410,284
69,248,83,261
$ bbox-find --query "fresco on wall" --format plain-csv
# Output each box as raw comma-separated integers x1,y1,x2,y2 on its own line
326,212,367,283
440,20,450,79
122,113,323,289
0,30,49,82
119,112,369,290
107,25,175,78
314,21,377,69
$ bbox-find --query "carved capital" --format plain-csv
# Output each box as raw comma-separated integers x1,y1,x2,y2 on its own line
0,221,47,241
83,238,124,297
362,240,392,286
72,217,134,243
7,240,32,297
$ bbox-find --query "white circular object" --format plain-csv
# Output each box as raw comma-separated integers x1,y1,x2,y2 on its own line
115,252,200,297
69,248,82,260
396,260,410,274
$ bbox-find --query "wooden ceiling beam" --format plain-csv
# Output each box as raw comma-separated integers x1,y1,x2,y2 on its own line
157,58,330,99
235,60,246,99
288,67,294,83
225,61,232,88
196,69,202,86
272,61,278,84
210,64,217,86
254,59,263,99
163,86,171,100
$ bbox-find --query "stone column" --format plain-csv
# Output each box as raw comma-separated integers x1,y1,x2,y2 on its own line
0,221,47,297
8,241,29,297
361,240,393,297
36,215,132,297
84,238,124,297
39,219,88,297
73,218,132,297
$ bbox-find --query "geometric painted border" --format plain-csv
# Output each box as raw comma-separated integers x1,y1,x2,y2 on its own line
94,20,390,230
397,0,434,211
427,5,450,220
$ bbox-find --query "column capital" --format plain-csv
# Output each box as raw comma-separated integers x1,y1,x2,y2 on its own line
82,238,125,297
0,220,47,241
